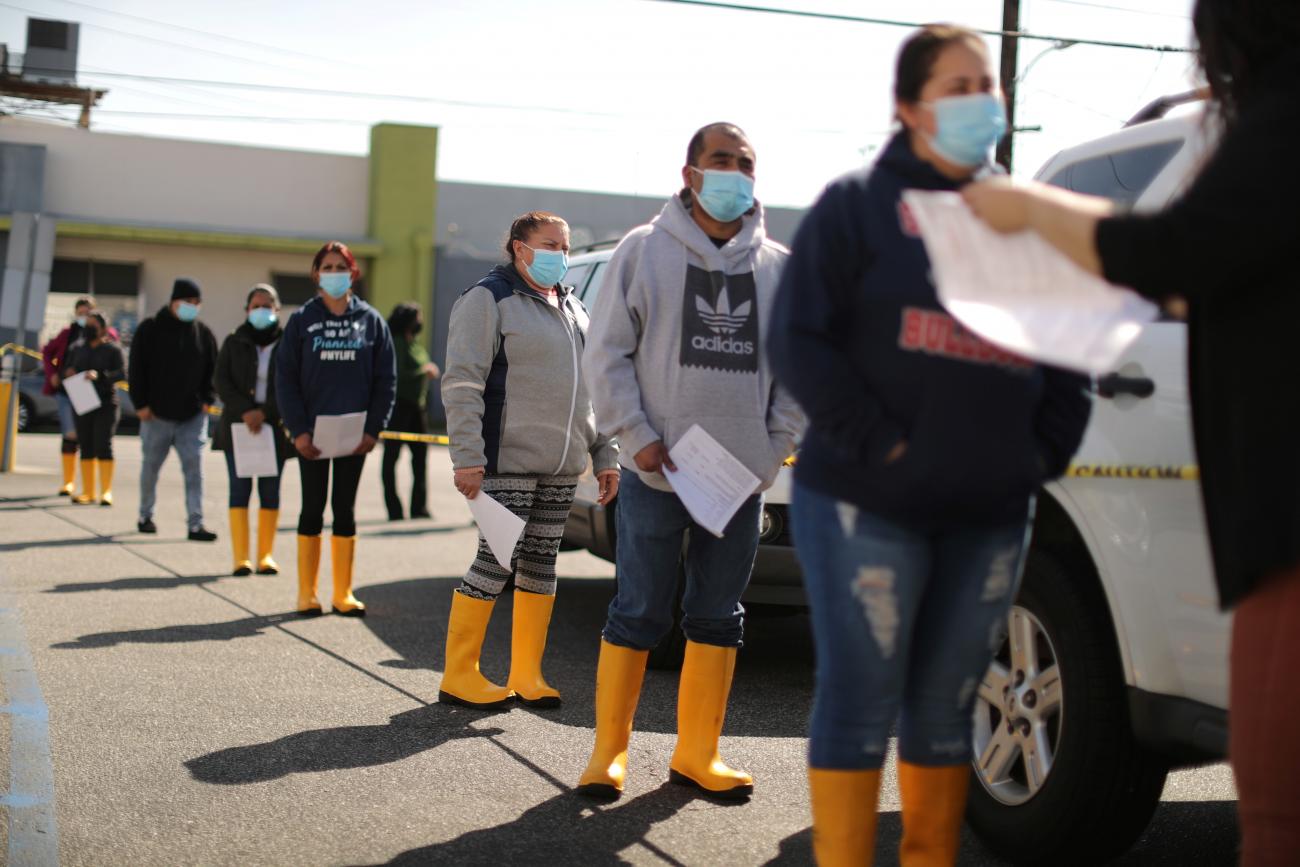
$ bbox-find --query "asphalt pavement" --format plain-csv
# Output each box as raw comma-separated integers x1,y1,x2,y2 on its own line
0,432,1239,865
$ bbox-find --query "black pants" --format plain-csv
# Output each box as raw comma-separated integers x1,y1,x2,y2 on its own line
381,400,428,518
74,404,119,460
297,454,366,537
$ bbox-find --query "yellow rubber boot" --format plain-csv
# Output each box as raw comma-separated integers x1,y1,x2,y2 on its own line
438,591,512,709
810,768,882,866
60,452,76,495
296,535,323,616
506,590,561,708
72,459,96,504
229,508,252,575
576,639,649,800
330,535,365,617
668,641,753,799
256,509,280,574
97,458,114,506
898,762,970,867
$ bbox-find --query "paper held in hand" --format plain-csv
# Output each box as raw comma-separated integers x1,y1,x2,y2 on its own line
312,412,366,459
231,423,278,479
663,424,761,538
62,371,101,416
467,492,526,570
902,190,1159,375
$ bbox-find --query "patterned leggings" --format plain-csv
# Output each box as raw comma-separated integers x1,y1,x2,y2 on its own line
460,474,579,600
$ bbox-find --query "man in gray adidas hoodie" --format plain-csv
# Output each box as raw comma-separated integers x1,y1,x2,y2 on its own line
576,124,804,803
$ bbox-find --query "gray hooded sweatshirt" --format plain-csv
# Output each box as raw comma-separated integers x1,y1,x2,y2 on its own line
442,264,617,477
583,194,804,493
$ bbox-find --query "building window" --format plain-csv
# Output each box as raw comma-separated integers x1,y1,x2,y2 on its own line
50,258,141,296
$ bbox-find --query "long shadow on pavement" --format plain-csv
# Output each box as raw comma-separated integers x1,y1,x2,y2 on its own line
51,610,302,648
186,703,505,784
374,782,714,866
45,573,224,593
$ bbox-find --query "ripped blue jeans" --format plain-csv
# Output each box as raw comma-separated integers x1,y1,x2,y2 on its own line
791,481,1031,769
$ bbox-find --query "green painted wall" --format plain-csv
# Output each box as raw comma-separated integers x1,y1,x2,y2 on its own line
367,124,438,322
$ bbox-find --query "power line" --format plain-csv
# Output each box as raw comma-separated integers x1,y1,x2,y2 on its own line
1036,0,1190,21
646,0,1194,52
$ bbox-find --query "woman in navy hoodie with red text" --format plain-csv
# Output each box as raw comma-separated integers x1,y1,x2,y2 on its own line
768,26,1091,866
277,241,396,618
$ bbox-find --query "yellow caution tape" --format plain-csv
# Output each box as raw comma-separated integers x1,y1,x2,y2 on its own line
377,430,450,445
1066,464,1199,481
0,343,43,361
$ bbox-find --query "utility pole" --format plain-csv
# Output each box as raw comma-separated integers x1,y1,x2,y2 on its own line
997,0,1022,172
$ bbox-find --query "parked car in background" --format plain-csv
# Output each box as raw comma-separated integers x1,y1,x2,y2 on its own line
15,355,58,431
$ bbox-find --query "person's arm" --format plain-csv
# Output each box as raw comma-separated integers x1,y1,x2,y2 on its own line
766,180,905,463
441,287,498,470
200,326,218,408
99,346,127,400
1034,365,1093,479
962,179,1114,275
365,315,397,438
214,337,254,419
274,313,309,439
127,319,153,411
765,378,804,466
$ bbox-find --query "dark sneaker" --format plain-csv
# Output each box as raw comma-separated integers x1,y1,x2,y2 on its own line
188,527,218,542
137,518,157,534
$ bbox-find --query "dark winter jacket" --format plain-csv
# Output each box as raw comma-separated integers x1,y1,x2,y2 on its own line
768,132,1093,531
127,306,218,422
67,341,126,406
1096,53,1300,609
275,295,396,441
212,322,293,461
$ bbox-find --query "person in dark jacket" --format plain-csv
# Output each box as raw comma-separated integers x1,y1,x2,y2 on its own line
276,241,396,618
214,284,293,577
381,301,439,521
128,278,219,540
65,312,126,506
41,296,93,496
963,5,1300,862
767,26,1092,865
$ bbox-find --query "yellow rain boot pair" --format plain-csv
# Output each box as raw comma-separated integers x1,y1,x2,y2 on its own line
898,762,970,867
330,535,365,616
809,767,882,866
72,459,96,504
506,590,561,708
296,535,323,616
256,509,280,574
230,508,252,576
438,592,513,709
668,641,753,799
97,459,114,506
576,640,650,800
59,450,76,496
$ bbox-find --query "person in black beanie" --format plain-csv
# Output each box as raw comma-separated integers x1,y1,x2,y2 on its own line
128,277,220,539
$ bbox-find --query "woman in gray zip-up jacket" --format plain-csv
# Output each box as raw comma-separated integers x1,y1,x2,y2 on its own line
439,211,618,710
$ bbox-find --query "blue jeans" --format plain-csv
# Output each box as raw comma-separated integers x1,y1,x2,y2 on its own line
222,445,283,509
603,469,761,650
56,393,76,437
791,481,1031,769
139,412,208,530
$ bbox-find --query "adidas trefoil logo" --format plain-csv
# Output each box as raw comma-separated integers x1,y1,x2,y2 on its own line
692,287,755,355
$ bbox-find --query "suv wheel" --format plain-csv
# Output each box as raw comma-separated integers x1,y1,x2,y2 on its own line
966,548,1169,865
17,395,32,432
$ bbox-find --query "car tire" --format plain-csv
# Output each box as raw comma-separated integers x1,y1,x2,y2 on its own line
17,394,33,432
966,548,1169,866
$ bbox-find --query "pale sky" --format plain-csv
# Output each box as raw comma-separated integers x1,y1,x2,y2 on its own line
0,0,1198,208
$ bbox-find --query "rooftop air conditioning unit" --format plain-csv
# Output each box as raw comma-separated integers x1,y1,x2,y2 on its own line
22,18,79,86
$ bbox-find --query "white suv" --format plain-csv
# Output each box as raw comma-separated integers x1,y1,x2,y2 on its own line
562,104,1229,864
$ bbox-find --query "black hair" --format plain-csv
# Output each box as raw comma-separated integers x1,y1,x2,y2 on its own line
893,23,987,105
685,122,748,168
74,296,94,311
387,301,422,336
85,312,107,334
1193,0,1300,128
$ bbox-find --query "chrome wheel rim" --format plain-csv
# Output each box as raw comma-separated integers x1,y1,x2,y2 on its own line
972,604,1064,806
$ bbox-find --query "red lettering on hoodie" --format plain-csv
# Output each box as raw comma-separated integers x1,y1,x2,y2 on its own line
898,307,1032,371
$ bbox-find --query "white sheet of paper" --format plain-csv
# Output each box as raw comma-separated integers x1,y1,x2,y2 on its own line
312,411,367,459
63,371,101,416
903,190,1159,375
468,491,526,570
231,423,279,479
663,424,761,538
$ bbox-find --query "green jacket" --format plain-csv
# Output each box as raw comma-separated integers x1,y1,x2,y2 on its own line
394,334,431,409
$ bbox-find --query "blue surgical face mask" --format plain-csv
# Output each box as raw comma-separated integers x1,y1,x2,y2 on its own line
521,244,569,288
690,167,755,223
319,272,352,299
247,308,278,330
74,315,87,328
176,301,200,323
923,93,1007,167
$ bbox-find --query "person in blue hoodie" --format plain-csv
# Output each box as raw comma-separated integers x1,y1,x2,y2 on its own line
767,25,1092,866
276,241,396,618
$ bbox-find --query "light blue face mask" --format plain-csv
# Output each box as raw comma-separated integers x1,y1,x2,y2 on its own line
318,272,352,299
924,93,1007,167
74,316,87,328
690,167,756,223
521,244,569,288
176,301,200,323
247,308,278,330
